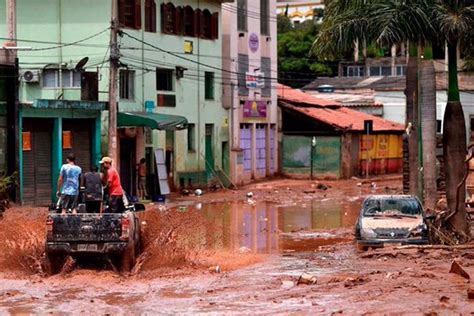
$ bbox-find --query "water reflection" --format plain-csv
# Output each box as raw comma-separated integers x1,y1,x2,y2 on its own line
185,197,362,254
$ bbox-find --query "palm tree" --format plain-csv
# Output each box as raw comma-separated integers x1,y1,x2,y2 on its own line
433,0,474,233
313,0,474,234
312,0,433,200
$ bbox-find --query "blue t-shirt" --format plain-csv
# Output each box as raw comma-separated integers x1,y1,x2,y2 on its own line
60,164,82,195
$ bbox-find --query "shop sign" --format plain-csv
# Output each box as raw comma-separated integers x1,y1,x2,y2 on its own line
243,101,267,118
245,71,264,89
249,33,259,53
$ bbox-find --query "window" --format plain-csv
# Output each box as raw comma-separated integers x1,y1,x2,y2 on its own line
261,57,271,97
381,66,392,76
119,70,135,100
161,2,177,34
237,0,247,32
201,10,212,39
187,123,196,151
260,0,269,35
144,0,156,32
156,68,174,91
346,66,364,77
369,66,381,76
118,0,141,29
205,72,214,100
238,54,249,96
157,94,176,107
184,6,195,36
160,5,218,39
396,65,407,76
42,69,81,88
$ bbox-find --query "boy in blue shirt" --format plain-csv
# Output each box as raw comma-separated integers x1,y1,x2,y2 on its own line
57,153,82,214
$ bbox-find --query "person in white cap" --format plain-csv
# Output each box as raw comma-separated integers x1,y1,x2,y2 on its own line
99,156,124,213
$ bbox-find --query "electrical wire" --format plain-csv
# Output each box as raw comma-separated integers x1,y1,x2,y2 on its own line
0,28,110,51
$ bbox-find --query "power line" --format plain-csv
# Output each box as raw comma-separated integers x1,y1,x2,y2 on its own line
0,28,110,51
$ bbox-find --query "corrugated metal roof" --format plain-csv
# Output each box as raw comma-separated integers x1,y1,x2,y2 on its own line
280,102,404,133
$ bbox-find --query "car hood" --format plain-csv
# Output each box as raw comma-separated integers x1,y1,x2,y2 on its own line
361,216,423,230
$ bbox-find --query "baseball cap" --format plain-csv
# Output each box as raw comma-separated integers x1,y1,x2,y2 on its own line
99,156,113,164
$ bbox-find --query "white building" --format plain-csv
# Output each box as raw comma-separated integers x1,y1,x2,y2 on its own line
222,0,278,185
276,1,324,25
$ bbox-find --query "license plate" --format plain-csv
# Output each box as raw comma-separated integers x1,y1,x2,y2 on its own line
77,244,98,251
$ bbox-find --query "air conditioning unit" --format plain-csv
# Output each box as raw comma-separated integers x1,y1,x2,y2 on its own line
21,70,40,83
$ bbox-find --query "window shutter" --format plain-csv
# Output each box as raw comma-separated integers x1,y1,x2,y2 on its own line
160,3,166,33
238,54,249,96
194,9,201,37
144,0,150,31
134,0,141,29
211,12,218,40
151,0,156,32
118,0,126,26
175,6,183,35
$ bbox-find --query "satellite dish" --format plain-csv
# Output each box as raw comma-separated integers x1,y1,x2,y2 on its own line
75,57,89,71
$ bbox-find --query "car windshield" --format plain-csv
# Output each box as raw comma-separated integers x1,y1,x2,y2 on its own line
363,198,422,217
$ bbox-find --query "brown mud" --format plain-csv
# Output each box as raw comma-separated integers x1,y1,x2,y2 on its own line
2,177,474,313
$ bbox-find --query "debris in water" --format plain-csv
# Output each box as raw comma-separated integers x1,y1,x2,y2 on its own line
371,182,377,189
195,189,203,196
357,182,362,187
209,265,221,273
246,192,254,198
449,260,470,279
281,280,295,289
303,189,316,194
297,273,317,285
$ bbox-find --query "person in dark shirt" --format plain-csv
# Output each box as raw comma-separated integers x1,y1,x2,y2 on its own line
136,158,148,200
82,165,103,213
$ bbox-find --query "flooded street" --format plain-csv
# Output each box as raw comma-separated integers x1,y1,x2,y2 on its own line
1,178,474,314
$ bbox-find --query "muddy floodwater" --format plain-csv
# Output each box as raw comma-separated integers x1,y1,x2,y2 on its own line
1,179,474,314
196,198,360,254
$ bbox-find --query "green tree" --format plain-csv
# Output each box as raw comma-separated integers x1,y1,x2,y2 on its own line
278,19,336,87
277,14,293,34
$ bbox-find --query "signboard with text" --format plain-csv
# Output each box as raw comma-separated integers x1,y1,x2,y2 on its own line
243,101,267,118
245,71,264,89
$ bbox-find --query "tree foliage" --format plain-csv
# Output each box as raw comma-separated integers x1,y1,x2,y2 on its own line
277,16,335,87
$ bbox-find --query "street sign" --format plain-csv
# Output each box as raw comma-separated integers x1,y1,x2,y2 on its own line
364,120,373,134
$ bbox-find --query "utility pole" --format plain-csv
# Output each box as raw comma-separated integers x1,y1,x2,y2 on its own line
5,0,19,202
108,0,119,164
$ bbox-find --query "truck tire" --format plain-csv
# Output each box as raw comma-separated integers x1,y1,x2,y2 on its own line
120,242,136,273
44,253,65,275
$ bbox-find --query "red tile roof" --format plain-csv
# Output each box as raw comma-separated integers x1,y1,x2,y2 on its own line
277,84,341,107
280,102,405,133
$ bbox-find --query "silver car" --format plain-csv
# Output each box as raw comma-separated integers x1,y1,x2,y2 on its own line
355,195,429,250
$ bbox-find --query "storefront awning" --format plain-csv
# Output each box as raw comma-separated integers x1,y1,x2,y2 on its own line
117,112,188,130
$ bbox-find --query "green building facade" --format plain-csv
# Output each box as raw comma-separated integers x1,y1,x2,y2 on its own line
0,0,231,204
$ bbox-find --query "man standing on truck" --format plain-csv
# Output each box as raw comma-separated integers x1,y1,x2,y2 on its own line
57,153,82,214
99,156,124,213
82,165,103,213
